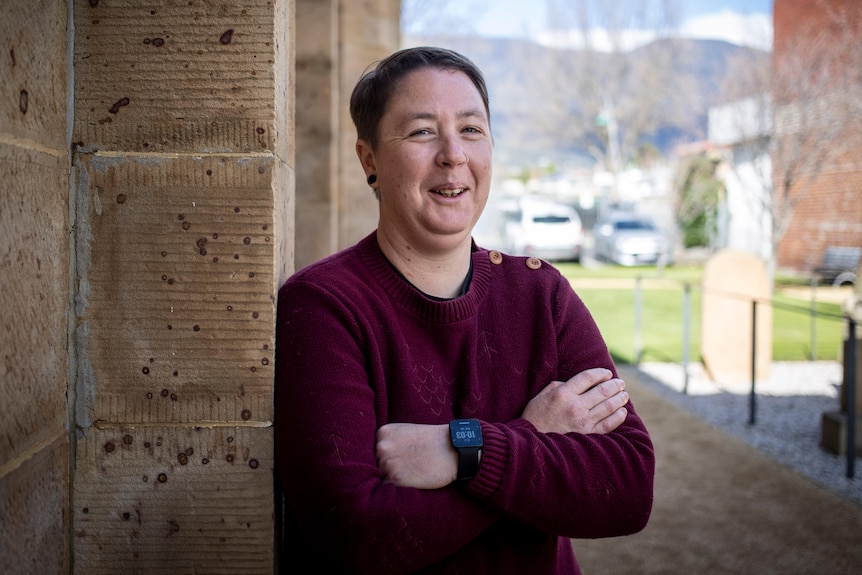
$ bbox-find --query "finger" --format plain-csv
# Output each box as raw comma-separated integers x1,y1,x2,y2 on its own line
594,406,628,435
590,390,629,419
587,378,626,404
565,368,614,394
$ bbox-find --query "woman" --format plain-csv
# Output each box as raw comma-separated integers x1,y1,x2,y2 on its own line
275,46,654,574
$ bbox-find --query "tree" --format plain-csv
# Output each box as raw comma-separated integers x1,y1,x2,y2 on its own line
675,153,723,249
536,0,693,205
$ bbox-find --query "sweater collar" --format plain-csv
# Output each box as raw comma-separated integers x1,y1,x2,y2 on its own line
356,231,492,323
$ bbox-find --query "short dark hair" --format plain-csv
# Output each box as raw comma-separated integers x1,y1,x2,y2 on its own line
349,46,491,149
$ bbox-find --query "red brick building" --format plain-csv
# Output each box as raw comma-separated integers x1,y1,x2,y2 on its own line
772,0,862,274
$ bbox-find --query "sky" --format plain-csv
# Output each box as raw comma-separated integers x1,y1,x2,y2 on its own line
404,0,774,51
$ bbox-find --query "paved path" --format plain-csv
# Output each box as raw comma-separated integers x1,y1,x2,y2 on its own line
571,365,862,575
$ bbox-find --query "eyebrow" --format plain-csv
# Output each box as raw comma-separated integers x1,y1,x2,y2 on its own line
403,109,488,124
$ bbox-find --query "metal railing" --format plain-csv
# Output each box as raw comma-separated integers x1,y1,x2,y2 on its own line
632,277,858,479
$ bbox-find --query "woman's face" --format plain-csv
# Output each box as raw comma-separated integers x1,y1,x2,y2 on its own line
357,67,492,253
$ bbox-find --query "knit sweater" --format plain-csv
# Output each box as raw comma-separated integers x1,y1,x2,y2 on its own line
275,232,654,574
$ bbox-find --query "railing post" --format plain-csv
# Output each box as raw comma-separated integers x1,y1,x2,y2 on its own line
847,316,856,479
810,277,817,361
749,299,757,425
634,276,642,366
682,282,691,394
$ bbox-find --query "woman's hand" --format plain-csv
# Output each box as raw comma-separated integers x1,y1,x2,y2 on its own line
521,368,628,435
376,423,457,489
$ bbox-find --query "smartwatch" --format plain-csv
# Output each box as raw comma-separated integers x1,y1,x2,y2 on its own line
449,419,483,481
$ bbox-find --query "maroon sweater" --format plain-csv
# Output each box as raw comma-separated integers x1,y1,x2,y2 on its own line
275,232,654,574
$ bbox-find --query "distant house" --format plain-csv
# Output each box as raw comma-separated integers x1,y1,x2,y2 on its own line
707,96,773,263
771,0,862,277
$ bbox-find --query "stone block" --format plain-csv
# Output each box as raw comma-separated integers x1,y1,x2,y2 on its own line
295,203,337,270
73,0,281,154
273,0,295,166
0,435,70,575
820,410,862,456
271,150,295,285
0,143,69,469
74,152,277,426
73,425,273,574
0,0,68,149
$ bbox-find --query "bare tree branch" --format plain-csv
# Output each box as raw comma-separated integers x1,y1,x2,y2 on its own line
536,0,684,202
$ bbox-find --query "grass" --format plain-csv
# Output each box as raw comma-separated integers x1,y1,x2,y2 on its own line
771,293,847,361
556,263,847,365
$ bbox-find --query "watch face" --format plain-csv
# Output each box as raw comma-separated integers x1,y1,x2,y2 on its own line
450,419,483,448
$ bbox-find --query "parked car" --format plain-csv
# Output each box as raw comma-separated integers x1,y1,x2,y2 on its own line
593,212,669,266
501,196,583,262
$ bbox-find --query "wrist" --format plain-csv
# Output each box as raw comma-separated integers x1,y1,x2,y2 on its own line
449,419,483,481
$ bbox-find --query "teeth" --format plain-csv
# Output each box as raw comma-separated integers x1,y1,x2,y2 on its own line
436,188,464,197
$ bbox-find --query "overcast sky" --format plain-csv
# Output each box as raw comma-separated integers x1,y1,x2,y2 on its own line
404,0,774,51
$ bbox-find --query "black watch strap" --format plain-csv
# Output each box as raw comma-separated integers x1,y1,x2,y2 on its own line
450,419,483,481
456,446,481,481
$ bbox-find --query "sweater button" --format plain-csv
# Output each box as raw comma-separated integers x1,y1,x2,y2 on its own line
526,257,542,270
489,250,503,264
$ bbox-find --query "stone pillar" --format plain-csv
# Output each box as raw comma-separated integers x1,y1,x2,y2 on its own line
337,0,401,250
294,0,400,268
70,0,293,572
0,2,71,572
295,0,340,270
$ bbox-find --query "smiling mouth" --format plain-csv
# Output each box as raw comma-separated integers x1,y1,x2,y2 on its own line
434,188,466,198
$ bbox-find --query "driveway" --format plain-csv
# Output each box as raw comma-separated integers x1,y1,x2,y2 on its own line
571,364,862,574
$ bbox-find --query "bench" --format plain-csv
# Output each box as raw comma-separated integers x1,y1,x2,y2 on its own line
815,246,861,287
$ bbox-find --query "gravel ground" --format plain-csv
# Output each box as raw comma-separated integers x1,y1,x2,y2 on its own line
635,360,862,505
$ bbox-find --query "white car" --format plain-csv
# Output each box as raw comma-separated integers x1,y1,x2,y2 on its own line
594,212,669,266
501,197,583,262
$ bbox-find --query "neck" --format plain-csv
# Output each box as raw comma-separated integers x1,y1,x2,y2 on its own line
377,232,472,299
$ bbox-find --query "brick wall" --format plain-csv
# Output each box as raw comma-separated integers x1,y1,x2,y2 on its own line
773,0,862,273
777,169,862,271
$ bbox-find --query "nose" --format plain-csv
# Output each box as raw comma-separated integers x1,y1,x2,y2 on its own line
436,134,468,167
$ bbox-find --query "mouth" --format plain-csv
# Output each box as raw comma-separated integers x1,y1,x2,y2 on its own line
433,187,466,198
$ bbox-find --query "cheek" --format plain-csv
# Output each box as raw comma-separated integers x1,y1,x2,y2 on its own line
470,144,493,170
472,158,493,184
385,155,423,184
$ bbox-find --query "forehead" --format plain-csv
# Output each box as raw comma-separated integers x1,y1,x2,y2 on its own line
386,67,487,120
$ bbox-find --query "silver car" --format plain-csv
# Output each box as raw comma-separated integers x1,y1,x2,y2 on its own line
593,212,668,266
501,196,583,262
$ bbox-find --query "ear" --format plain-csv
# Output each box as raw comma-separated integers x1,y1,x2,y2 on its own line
355,139,377,179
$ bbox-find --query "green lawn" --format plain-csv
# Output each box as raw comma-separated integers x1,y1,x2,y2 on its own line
556,263,847,365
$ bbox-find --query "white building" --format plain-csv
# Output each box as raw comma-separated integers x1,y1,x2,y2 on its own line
708,96,774,263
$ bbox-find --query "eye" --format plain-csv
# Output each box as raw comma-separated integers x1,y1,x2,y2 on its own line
409,128,433,137
462,125,486,138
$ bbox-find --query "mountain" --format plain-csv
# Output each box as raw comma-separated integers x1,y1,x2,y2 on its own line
403,34,769,169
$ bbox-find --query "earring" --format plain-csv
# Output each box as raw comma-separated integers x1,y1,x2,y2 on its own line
367,174,377,186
